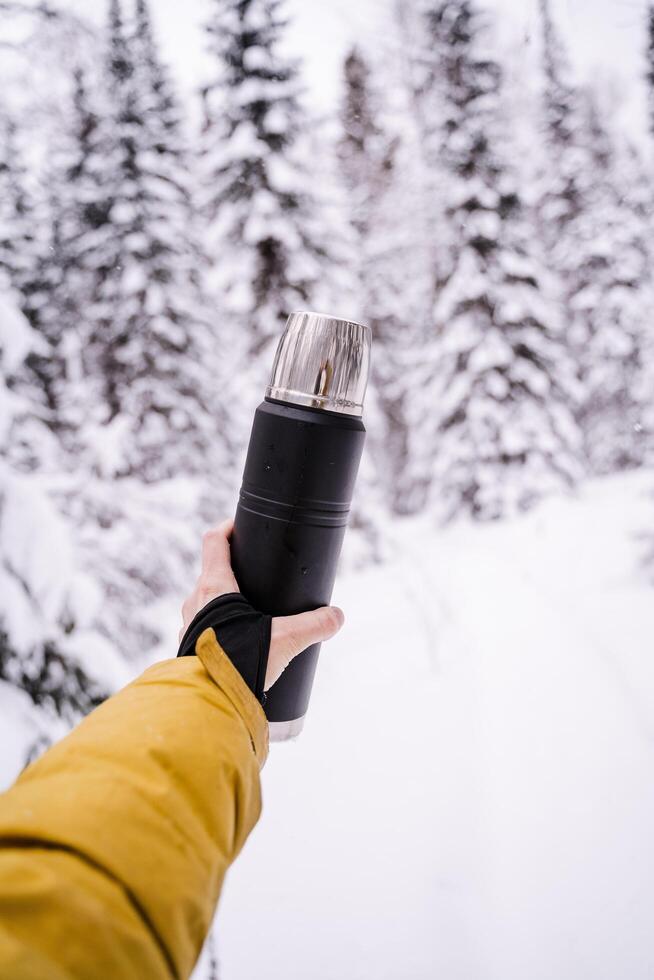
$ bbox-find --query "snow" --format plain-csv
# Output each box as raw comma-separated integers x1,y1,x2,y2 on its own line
1,471,74,622
0,683,45,787
210,469,654,980
0,293,36,371
0,1,652,977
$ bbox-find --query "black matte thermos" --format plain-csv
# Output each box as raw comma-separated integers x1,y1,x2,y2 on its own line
230,311,371,741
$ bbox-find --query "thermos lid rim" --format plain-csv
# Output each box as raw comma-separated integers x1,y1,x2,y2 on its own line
294,310,372,335
264,385,363,414
267,311,371,417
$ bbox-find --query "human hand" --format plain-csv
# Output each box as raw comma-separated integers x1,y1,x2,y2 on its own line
180,518,344,692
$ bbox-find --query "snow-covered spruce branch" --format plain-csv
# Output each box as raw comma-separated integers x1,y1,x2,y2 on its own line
0,624,107,726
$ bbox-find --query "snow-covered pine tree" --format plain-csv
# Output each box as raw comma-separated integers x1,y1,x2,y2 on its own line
337,46,432,515
570,94,653,473
33,6,131,459
29,66,106,451
0,116,36,303
337,49,391,244
1,2,231,671
0,115,50,406
646,4,654,138
20,201,71,434
0,62,117,752
538,0,651,474
0,109,73,456
71,0,223,485
199,0,333,376
409,0,580,521
395,0,454,290
641,5,654,462
0,278,108,756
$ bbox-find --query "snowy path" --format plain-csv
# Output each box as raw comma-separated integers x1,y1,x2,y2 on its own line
209,473,654,980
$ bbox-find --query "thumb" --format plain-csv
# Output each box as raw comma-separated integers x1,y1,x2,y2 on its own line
265,605,345,692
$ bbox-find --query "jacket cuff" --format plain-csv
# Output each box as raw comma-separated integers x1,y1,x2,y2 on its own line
177,593,271,705
195,628,269,768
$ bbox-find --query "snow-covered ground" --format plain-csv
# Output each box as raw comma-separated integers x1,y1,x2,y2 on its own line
199,470,654,980
1,469,652,979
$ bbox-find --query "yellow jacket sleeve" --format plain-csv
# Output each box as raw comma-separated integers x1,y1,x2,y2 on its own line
0,627,268,980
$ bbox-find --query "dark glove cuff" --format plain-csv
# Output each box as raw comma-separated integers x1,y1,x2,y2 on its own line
177,593,271,705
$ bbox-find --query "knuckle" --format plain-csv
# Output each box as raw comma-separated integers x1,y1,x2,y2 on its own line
197,583,219,604
319,607,340,635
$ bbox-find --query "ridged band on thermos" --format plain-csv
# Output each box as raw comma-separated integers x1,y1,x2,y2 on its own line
237,488,352,528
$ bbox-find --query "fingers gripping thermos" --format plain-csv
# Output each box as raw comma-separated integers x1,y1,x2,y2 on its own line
230,311,371,742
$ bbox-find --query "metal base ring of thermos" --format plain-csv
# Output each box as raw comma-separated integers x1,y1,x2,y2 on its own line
268,716,306,742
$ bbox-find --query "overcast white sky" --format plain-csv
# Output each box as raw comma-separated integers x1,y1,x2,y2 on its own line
59,0,650,140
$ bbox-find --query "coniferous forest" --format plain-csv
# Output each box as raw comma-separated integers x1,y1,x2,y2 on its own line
1,0,653,741
1,3,654,974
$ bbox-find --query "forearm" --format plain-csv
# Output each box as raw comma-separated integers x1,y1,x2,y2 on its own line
0,628,268,980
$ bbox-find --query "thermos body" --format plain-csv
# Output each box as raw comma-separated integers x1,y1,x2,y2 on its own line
231,400,365,730
230,312,371,741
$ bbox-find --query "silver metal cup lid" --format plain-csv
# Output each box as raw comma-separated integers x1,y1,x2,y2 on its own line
265,311,371,417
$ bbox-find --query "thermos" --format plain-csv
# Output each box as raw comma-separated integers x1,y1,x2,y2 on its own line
230,311,371,741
